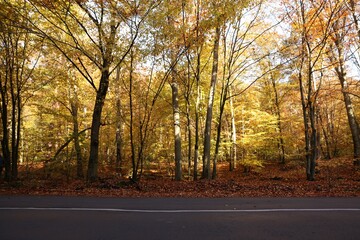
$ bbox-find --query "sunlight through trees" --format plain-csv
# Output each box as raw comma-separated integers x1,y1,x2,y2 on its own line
0,0,359,183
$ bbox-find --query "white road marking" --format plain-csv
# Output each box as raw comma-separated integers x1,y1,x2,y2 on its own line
0,207,359,213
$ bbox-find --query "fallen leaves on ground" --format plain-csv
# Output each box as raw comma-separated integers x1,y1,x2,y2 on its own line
0,157,359,197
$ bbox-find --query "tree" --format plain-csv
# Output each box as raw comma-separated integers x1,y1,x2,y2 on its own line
202,0,239,179
114,66,123,174
147,0,199,181
0,0,41,180
283,0,340,180
213,0,267,176
179,0,208,180
13,0,157,181
168,7,183,181
260,56,286,164
202,24,220,179
328,1,360,165
211,0,284,177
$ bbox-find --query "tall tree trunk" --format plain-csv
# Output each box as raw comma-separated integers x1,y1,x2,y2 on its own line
86,10,117,181
270,74,285,164
0,50,22,181
229,87,237,171
87,67,110,181
129,49,137,181
10,67,21,180
305,45,318,181
336,66,360,164
0,86,11,181
333,29,360,165
10,93,19,179
171,82,182,181
1,42,13,181
213,79,228,179
299,1,319,181
0,18,30,181
193,71,200,180
319,111,332,159
186,101,192,179
115,66,123,174
212,119,221,179
193,0,201,181
306,43,318,181
68,71,83,178
299,63,312,180
202,26,220,179
308,99,317,181
70,95,83,178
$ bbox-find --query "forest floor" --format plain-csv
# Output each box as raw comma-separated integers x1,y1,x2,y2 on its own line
0,157,359,197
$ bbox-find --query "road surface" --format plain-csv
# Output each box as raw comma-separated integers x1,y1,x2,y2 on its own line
0,196,359,240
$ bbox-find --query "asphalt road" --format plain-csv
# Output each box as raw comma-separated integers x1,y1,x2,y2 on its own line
0,196,359,240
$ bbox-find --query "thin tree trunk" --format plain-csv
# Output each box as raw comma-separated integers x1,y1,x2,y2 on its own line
270,74,285,164
68,72,84,178
73,110,83,178
171,82,182,181
306,44,317,181
129,48,137,181
213,81,228,179
115,66,123,174
202,26,220,179
308,100,317,181
229,87,236,171
186,101,192,179
70,97,83,178
319,111,331,159
11,94,19,179
213,119,222,179
193,0,201,181
193,73,200,180
299,1,318,181
299,65,312,180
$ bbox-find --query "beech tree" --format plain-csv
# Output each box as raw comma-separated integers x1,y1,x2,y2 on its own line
284,0,341,180
9,0,158,181
202,0,248,179
0,0,42,181
213,0,271,176
329,0,360,165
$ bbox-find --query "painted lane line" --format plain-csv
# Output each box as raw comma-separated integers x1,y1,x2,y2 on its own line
0,207,360,213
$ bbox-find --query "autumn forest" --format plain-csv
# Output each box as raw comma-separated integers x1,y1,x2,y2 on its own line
1,0,360,195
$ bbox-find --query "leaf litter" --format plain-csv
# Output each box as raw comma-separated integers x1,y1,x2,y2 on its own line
0,157,359,197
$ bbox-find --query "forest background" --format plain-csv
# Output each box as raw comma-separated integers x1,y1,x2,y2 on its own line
0,0,360,196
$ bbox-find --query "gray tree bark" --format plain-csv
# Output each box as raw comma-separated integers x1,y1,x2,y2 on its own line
202,26,220,179
229,87,237,171
335,62,360,165
331,12,360,165
270,73,285,164
171,82,182,181
115,66,123,174
70,83,83,179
